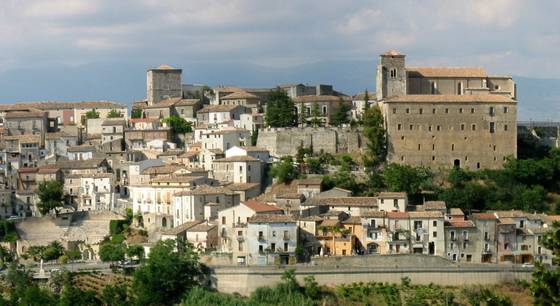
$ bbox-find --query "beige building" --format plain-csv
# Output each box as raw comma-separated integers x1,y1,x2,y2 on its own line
211,156,262,185
376,50,517,169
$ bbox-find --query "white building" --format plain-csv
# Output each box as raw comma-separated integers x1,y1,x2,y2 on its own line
65,173,116,211
246,214,298,265
225,146,270,163
212,156,262,184
377,192,408,212
172,186,240,226
218,200,284,263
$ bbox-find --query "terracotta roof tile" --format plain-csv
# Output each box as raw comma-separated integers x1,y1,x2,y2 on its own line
293,95,351,103
243,200,283,213
387,212,409,219
221,91,259,100
407,67,487,78
248,214,295,223
308,197,377,207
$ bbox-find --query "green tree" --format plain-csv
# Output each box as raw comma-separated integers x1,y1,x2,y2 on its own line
383,163,433,197
362,105,386,171
82,108,100,125
265,87,297,127
298,101,307,127
101,284,130,306
251,129,259,146
42,241,64,261
132,239,202,306
310,102,321,127
127,244,145,260
99,240,126,263
107,109,123,118
162,116,193,134
330,98,351,127
59,285,100,306
531,221,560,306
131,108,143,119
270,156,299,184
306,158,325,174
363,89,370,111
37,180,65,216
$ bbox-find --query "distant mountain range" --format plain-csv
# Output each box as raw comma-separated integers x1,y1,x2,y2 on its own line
0,60,557,121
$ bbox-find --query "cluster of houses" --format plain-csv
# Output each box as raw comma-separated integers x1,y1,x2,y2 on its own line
0,52,556,266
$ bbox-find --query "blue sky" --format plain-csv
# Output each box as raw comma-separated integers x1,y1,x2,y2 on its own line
0,0,559,114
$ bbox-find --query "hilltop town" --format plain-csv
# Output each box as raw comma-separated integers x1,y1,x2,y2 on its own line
0,51,558,299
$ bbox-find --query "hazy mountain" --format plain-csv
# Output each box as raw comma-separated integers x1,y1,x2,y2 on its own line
0,60,557,121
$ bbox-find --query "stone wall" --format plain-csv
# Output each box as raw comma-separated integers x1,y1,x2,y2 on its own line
210,255,532,296
256,127,363,157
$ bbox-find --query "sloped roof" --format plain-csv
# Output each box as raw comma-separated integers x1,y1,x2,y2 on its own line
198,105,244,113
248,214,295,223
445,220,475,228
308,197,377,207
243,200,283,213
221,91,259,100
214,156,260,163
293,95,351,103
407,67,487,78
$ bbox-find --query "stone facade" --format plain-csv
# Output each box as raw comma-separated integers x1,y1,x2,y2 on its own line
376,50,518,169
147,65,182,106
256,127,363,157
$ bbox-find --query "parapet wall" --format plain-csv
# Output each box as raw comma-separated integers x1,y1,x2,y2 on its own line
211,265,532,295
257,127,363,157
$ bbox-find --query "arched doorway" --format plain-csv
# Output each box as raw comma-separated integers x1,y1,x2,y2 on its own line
367,243,379,254
162,217,167,228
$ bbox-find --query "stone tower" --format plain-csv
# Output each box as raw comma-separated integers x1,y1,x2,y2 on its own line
146,64,182,106
376,50,407,100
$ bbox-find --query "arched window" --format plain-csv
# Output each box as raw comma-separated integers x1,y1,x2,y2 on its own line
390,68,397,78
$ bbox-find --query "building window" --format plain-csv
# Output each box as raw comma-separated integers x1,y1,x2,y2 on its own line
419,108,423,114
472,124,476,131
436,125,441,131
392,108,397,114
489,122,495,133
504,124,508,131
390,68,397,78
445,108,449,114
489,107,495,116
397,124,402,131
432,108,436,114
406,108,410,114
503,106,508,113
451,144,455,151
409,124,413,130
460,124,465,131
431,81,437,94
418,144,421,151
459,108,463,114
222,216,226,224
457,82,464,95
471,108,475,113
322,106,327,115
433,231,437,238
476,162,481,169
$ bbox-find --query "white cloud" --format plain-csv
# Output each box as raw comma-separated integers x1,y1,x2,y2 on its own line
23,0,96,19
